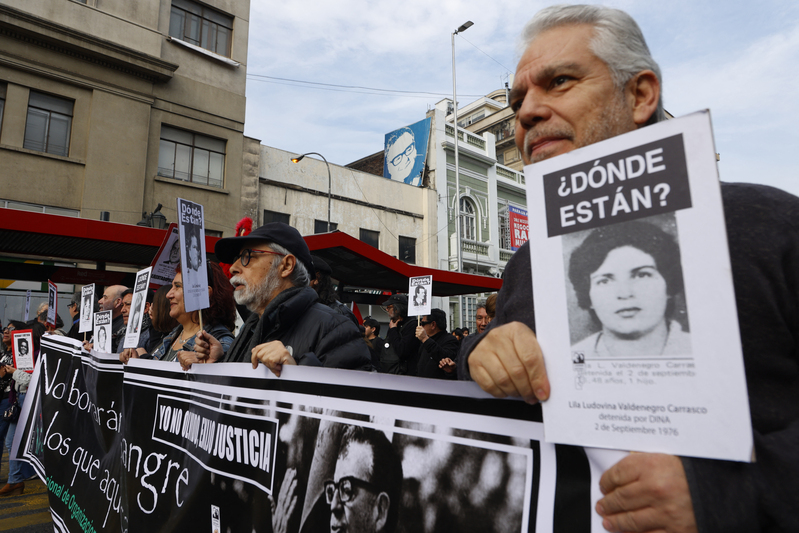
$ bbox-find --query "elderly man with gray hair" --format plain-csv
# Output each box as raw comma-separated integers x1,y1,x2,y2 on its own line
459,5,799,533
194,222,372,375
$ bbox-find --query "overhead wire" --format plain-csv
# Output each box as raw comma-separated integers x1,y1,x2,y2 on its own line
246,74,486,99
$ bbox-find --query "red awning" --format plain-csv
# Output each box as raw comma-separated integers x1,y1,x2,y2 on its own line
305,231,502,297
0,212,503,297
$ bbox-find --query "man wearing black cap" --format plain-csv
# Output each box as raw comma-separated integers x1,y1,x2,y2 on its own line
194,222,371,375
310,255,358,326
380,294,420,375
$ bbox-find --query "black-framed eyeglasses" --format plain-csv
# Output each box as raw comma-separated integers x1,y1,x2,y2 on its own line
420,319,432,326
2,327,13,333
234,248,286,267
324,476,379,504
380,304,394,313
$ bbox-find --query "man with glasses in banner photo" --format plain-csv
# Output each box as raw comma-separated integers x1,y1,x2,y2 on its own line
193,222,371,374
325,425,402,533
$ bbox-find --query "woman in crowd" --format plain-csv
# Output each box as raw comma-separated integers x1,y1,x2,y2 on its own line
120,284,178,363
0,321,22,478
0,322,43,496
152,262,236,365
568,220,690,358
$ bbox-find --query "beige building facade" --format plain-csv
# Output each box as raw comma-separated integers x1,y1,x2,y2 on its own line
259,145,437,268
0,0,256,237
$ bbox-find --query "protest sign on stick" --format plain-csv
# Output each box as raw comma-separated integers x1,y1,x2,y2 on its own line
79,284,94,334
408,275,432,317
12,330,34,372
24,289,31,322
47,280,57,327
93,310,113,353
177,198,209,315
123,267,152,349
150,223,181,288
525,110,752,461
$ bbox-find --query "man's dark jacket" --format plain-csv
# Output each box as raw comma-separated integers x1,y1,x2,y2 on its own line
221,286,372,371
416,330,459,380
383,317,420,375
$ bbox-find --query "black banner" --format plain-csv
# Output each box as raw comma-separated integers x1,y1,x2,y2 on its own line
15,337,601,533
543,134,692,237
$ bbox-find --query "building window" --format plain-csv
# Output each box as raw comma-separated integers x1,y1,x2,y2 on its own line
23,91,73,157
263,210,290,225
314,219,338,234
462,296,477,333
460,198,476,241
360,229,379,249
169,0,233,57
158,125,225,187
399,236,416,264
1,199,79,217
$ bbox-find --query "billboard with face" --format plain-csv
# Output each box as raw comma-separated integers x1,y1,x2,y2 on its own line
383,118,431,187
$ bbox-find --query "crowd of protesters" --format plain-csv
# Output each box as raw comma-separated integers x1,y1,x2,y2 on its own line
0,219,490,499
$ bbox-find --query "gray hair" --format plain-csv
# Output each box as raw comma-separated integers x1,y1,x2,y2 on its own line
519,4,665,125
268,242,311,288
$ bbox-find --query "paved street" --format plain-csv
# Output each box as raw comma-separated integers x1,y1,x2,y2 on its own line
0,460,53,533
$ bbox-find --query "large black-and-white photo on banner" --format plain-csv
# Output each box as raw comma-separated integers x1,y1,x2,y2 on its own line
562,214,692,360
177,198,209,313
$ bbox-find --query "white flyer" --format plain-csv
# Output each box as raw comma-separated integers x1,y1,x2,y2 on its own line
93,310,113,354
408,275,432,317
150,223,181,287
123,267,152,349
525,111,753,462
177,198,209,313
79,283,95,333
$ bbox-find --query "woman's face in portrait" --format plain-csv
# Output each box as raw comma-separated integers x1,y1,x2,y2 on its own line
589,245,668,338
188,235,201,269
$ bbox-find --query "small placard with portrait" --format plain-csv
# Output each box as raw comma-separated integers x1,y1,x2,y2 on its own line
12,330,35,372
408,275,432,317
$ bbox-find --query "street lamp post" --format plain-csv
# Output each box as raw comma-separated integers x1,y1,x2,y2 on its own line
452,20,473,328
291,152,332,232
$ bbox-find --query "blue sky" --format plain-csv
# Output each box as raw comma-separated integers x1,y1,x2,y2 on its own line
244,1,799,196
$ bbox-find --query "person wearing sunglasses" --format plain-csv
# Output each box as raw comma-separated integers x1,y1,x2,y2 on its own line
194,222,371,375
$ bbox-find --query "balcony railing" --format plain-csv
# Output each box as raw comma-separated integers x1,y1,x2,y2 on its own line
499,249,514,262
445,125,486,151
496,164,525,185
462,239,490,256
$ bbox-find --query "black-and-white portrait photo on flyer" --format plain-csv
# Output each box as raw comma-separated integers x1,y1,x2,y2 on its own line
408,275,432,316
47,280,57,327
177,198,209,313
124,267,152,349
93,310,113,353
563,214,691,360
79,283,95,333
12,330,34,371
525,111,753,461
150,224,181,287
